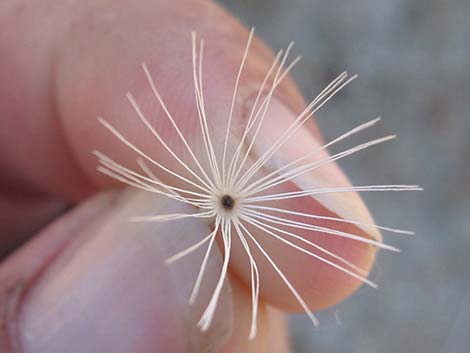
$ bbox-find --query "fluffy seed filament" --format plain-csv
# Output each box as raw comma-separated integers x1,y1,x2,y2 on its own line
94,28,420,339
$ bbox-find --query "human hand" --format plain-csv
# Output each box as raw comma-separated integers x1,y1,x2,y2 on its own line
0,1,378,352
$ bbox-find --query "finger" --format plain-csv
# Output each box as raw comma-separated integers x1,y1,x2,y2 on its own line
0,194,66,259
265,308,291,353
1,189,234,353
218,277,290,353
0,0,379,312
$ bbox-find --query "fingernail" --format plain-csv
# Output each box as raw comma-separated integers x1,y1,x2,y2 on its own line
18,189,233,353
247,98,382,242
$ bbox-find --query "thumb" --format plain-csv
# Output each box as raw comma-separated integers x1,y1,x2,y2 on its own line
1,0,379,322
0,189,232,353
53,0,378,310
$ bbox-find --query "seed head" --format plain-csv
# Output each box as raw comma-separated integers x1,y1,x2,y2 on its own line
94,28,420,339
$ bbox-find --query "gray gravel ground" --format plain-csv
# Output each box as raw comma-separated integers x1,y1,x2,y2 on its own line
217,0,470,352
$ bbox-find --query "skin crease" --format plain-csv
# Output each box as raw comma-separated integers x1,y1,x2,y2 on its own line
0,0,379,352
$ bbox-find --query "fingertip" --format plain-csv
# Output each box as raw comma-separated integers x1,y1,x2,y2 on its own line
224,94,381,313
15,189,234,353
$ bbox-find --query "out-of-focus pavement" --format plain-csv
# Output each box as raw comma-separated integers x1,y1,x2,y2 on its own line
218,0,470,352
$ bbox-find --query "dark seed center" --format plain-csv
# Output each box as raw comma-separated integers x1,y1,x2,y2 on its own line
221,195,235,210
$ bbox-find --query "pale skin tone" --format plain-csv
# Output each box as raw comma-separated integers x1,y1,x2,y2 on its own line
0,0,379,352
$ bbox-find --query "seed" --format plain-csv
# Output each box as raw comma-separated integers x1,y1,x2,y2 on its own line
221,194,235,210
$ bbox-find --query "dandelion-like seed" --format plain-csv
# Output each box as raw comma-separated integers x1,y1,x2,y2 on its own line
94,28,421,339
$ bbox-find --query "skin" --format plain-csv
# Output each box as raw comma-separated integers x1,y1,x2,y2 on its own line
0,0,378,352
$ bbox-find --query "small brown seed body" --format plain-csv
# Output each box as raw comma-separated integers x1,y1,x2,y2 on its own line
221,195,235,210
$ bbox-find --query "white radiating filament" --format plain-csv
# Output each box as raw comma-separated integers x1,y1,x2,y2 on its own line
94,29,420,339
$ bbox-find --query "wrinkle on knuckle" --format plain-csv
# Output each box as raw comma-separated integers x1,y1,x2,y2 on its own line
0,274,28,353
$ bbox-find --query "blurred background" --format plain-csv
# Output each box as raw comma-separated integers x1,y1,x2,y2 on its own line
217,0,469,352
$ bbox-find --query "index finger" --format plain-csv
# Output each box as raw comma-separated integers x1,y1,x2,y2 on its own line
0,0,380,314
